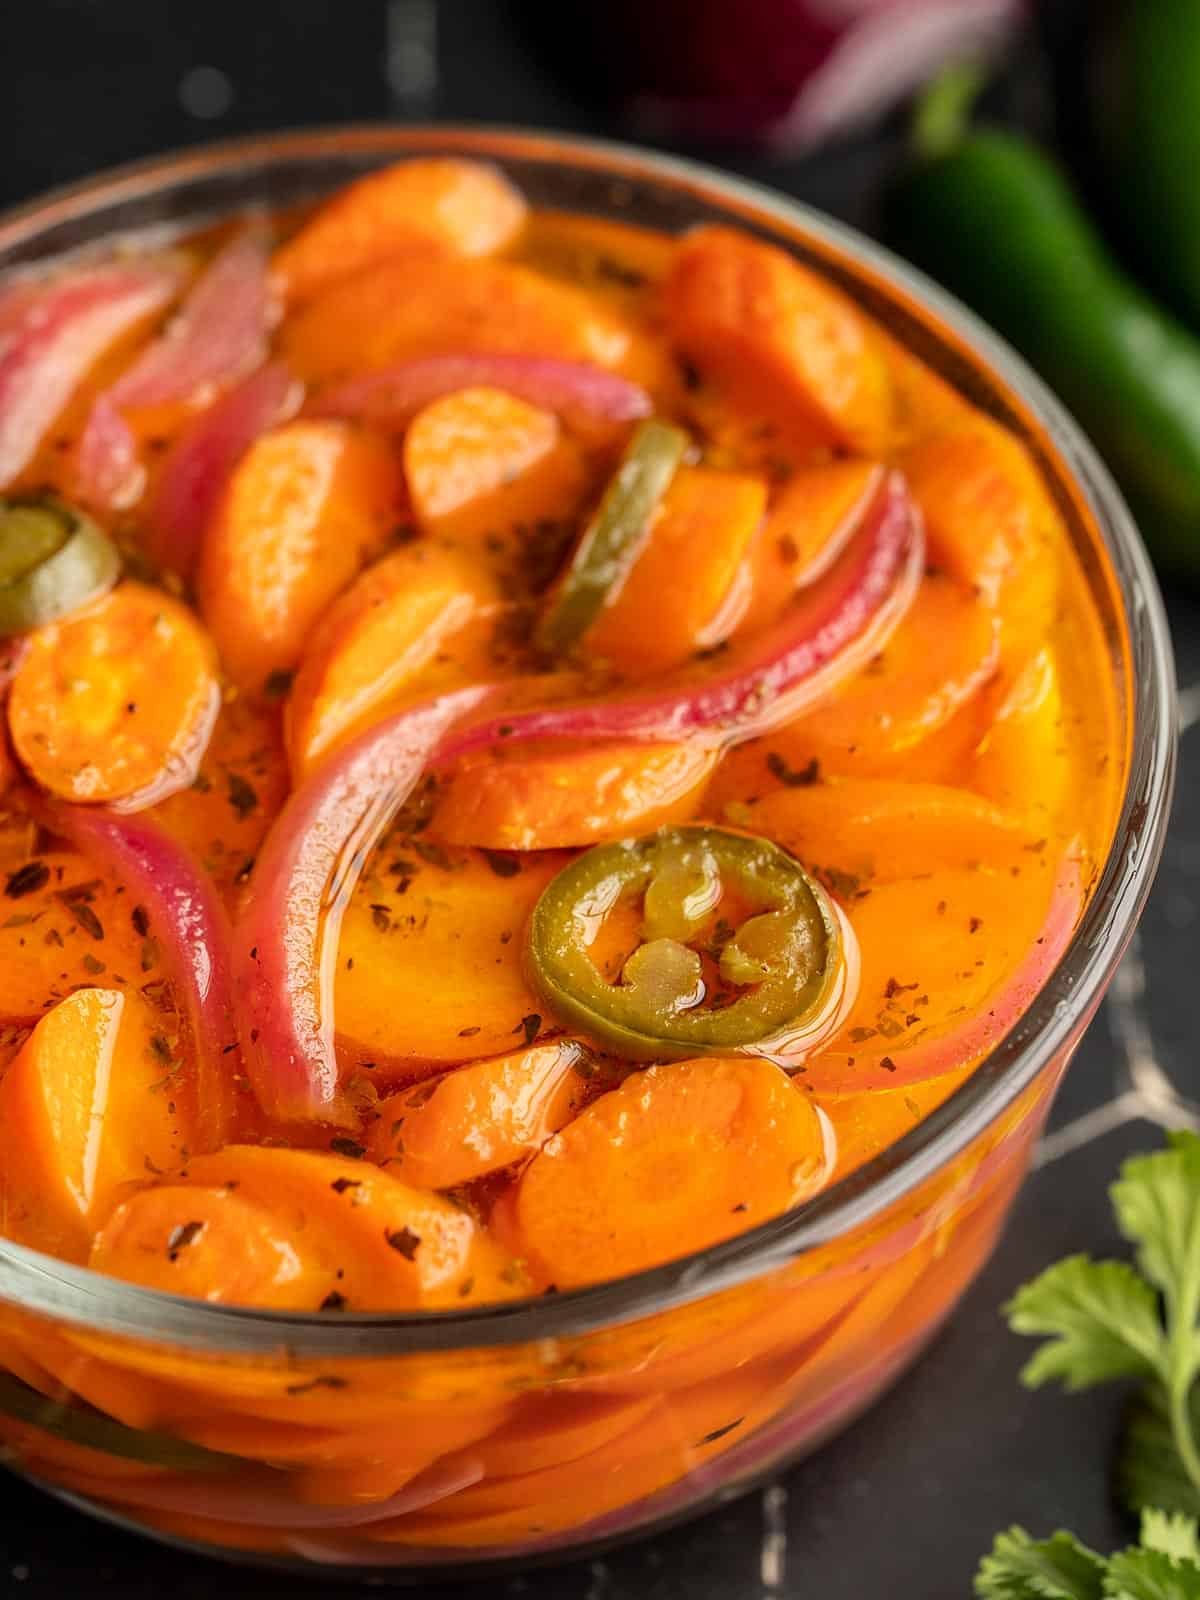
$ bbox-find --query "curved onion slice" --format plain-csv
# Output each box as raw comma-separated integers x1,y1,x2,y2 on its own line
312,353,651,435
72,395,141,510
148,360,300,573
74,231,275,511
32,797,238,1150
237,471,922,1125
453,467,924,753
0,263,180,490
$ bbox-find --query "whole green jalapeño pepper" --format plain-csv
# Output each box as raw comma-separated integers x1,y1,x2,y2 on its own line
0,496,121,637
885,66,1200,581
526,825,847,1060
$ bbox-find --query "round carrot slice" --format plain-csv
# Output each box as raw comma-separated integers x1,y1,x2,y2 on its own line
274,157,529,304
197,420,406,699
8,581,219,808
286,542,506,779
367,1041,589,1189
432,738,717,850
92,1145,526,1311
513,1057,830,1288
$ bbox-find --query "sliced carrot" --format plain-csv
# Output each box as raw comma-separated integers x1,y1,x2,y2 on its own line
286,543,506,779
681,373,831,476
383,1363,785,1545
900,418,1059,650
90,1184,337,1309
875,329,973,451
334,838,566,1079
0,848,166,1023
0,988,197,1260
92,1145,525,1310
515,210,677,301
290,1405,517,1507
583,465,766,675
820,1068,971,1180
710,573,998,808
431,738,717,850
665,225,892,454
736,459,884,639
150,693,289,910
971,647,1072,834
367,1041,589,1189
516,210,674,282
8,582,219,808
513,1057,829,1289
197,420,405,698
801,855,1060,1093
403,386,590,563
274,158,528,303
750,779,1033,886
468,1391,658,1481
280,257,672,396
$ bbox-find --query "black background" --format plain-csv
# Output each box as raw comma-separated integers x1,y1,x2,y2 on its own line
0,3,1197,1596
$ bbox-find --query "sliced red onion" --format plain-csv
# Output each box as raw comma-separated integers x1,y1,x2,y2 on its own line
236,686,499,1126
451,468,923,753
0,264,180,490
147,360,300,574
237,473,921,1125
73,232,275,511
31,797,238,1150
72,395,141,510
312,353,651,435
108,230,273,412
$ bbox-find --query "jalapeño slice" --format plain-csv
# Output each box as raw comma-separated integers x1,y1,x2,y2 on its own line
535,418,686,658
526,824,846,1059
0,496,121,638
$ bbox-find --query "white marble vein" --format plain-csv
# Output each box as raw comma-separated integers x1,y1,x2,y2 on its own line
760,1482,788,1592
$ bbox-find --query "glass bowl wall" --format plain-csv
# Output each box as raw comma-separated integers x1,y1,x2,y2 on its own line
0,126,1175,1579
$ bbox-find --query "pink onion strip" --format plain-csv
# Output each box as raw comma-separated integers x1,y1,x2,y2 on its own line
147,360,300,574
31,797,238,1150
0,264,180,490
237,471,922,1125
449,467,923,753
73,231,274,510
312,353,651,435
71,395,141,510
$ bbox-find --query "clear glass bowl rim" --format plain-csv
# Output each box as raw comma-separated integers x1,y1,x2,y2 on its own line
0,123,1176,1358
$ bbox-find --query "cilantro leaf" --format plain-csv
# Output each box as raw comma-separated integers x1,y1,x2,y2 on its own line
975,1527,1106,1599
1141,1510,1200,1563
1112,1137,1200,1347
1120,1389,1200,1522
1102,1545,1200,1599
1006,1256,1166,1391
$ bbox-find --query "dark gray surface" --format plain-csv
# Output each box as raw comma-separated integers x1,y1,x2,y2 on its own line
1,2,1195,1595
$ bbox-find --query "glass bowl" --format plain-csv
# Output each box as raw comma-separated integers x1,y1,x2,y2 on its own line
0,126,1175,1579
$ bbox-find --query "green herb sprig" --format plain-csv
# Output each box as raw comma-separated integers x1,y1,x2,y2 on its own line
973,1131,1200,1596
1007,1132,1200,1520
978,1510,1200,1598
